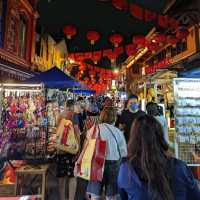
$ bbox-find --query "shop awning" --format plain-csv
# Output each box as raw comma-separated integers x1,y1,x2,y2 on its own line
24,67,81,88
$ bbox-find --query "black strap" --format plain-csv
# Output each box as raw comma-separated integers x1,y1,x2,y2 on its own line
104,124,121,159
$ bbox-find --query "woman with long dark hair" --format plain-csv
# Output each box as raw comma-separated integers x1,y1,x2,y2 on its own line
118,115,200,200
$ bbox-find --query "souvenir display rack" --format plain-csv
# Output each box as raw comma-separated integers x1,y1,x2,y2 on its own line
0,84,48,162
174,78,200,166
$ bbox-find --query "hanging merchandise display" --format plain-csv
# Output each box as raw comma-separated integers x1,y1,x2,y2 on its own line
0,84,48,162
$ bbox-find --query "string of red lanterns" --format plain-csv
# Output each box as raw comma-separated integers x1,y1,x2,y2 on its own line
68,27,190,63
63,25,189,55
100,0,179,30
69,63,118,94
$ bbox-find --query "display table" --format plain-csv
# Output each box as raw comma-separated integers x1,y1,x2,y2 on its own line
15,165,49,200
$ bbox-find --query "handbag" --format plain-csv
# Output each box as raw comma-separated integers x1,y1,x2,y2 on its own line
85,116,99,131
56,118,80,154
75,125,107,181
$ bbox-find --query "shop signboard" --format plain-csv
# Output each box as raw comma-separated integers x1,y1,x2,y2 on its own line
174,78,200,166
145,58,171,75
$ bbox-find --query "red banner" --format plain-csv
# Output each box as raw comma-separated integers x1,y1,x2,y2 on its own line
145,58,171,75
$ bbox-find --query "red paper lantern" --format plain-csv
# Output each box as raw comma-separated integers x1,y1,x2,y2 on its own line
147,43,159,54
130,3,143,20
125,44,137,56
109,33,123,47
84,52,93,59
105,49,117,63
63,25,77,39
75,53,85,62
79,64,85,71
68,53,75,61
114,47,124,56
92,51,102,64
112,0,128,11
154,34,166,46
176,27,189,40
90,70,96,77
132,35,146,47
167,35,179,47
86,31,101,45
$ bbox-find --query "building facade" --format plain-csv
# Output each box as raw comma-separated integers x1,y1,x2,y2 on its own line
34,34,68,72
0,0,38,81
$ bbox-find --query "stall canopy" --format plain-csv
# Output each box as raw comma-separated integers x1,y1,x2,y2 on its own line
178,67,200,78
70,83,96,95
72,89,96,95
24,67,81,88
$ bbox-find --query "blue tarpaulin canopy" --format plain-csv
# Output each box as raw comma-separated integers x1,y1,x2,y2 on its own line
70,83,96,95
178,67,200,78
24,67,81,88
72,89,96,95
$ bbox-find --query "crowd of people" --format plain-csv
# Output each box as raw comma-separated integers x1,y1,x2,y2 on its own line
55,95,200,200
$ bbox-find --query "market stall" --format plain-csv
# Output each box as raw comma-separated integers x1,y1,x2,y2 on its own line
25,67,79,130
0,83,47,161
134,70,177,148
174,78,200,172
175,69,200,179
0,67,97,198
137,70,176,122
0,83,49,198
24,67,95,151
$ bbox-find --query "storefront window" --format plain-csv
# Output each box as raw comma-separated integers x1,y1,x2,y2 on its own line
7,15,17,52
18,15,27,58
